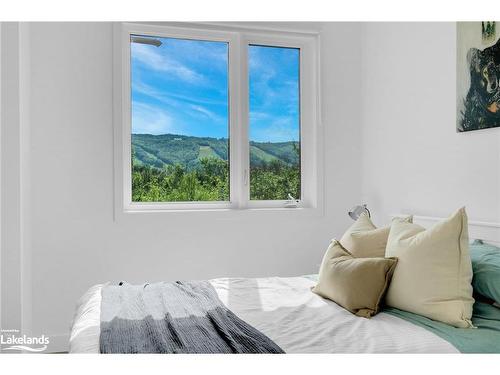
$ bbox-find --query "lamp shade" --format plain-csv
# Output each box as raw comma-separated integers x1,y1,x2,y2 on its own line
348,204,370,220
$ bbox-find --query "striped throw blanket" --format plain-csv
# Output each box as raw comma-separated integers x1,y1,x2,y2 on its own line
99,280,284,354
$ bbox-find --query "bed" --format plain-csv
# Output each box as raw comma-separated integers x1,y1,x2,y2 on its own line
69,215,500,353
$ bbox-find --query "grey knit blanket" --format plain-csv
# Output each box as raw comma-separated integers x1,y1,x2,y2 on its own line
99,280,284,354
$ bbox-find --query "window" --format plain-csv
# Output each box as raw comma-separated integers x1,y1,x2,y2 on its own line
248,45,301,201
115,23,320,212
130,36,230,202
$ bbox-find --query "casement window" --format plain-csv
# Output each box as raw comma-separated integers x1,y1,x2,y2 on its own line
114,23,321,212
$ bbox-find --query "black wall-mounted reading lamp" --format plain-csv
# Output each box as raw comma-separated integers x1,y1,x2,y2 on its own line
348,204,370,221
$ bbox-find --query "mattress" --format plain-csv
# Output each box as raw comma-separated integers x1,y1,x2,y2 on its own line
69,275,458,353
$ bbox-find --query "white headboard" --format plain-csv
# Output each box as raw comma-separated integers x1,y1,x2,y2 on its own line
392,214,500,247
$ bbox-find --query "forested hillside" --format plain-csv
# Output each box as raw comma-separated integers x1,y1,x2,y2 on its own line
131,133,300,202
132,133,299,170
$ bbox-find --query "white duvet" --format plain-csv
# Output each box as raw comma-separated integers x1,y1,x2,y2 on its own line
69,276,458,353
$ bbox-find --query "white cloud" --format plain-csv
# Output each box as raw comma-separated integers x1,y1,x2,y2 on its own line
132,80,228,130
132,79,226,107
131,102,179,135
248,46,300,112
177,41,228,66
249,111,271,122
131,43,205,84
250,116,299,142
189,104,226,125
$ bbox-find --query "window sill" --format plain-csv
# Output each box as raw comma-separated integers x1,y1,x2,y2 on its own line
119,204,323,218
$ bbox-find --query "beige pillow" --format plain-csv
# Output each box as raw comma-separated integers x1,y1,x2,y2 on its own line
385,207,474,328
340,213,412,258
312,240,398,318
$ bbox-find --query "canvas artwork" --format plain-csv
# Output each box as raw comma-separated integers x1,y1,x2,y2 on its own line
457,22,500,132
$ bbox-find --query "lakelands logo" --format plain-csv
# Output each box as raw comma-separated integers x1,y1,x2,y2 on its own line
0,329,49,352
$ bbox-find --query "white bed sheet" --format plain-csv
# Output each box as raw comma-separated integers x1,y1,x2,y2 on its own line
69,276,458,353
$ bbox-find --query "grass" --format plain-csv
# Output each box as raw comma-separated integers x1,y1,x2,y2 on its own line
198,146,221,160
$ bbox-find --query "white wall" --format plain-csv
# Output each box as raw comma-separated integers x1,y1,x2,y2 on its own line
4,21,500,352
1,22,32,335
361,23,500,225
3,22,362,348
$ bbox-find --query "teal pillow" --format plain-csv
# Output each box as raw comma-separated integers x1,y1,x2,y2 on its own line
470,240,500,304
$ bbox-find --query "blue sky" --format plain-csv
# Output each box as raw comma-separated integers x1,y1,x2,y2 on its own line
131,35,300,142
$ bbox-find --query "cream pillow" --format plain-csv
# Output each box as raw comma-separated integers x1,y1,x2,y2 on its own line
312,240,398,318
385,207,474,328
340,213,412,258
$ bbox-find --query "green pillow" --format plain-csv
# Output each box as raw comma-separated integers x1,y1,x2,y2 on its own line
470,240,500,305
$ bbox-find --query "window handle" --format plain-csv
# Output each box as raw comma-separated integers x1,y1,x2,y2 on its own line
243,169,248,186
285,194,299,208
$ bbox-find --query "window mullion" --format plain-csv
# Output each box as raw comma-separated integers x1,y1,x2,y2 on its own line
228,33,246,209
228,33,249,209
239,34,250,208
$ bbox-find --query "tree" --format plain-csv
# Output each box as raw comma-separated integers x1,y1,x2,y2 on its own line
132,156,300,202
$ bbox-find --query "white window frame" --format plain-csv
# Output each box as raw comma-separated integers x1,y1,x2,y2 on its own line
113,22,322,214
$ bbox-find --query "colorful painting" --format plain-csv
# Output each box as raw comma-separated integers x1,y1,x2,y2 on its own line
457,22,500,132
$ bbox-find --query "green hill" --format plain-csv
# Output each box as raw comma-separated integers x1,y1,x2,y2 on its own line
132,133,299,170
